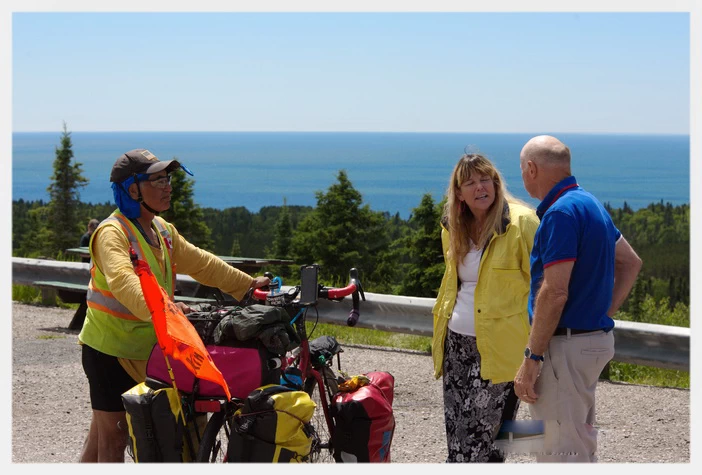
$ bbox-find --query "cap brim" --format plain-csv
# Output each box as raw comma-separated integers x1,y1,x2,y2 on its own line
145,160,180,175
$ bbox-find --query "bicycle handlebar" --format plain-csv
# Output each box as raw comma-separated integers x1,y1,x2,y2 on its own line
251,268,365,326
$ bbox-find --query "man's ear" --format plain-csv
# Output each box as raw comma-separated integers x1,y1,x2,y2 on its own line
128,183,139,200
527,160,538,179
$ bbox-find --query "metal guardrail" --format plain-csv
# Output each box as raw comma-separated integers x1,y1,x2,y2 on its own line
12,257,689,371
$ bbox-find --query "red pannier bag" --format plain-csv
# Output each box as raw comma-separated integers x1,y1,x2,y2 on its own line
332,371,395,463
145,343,280,399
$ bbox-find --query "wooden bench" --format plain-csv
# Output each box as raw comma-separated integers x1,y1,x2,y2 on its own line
32,280,220,331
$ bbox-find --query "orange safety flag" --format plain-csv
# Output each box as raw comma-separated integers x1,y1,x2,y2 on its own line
133,255,232,400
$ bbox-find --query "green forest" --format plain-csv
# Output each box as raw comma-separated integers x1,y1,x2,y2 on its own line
11,127,690,330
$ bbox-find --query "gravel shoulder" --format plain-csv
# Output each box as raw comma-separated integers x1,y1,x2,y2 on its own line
11,302,691,463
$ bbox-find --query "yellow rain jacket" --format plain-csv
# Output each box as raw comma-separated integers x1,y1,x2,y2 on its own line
432,202,539,383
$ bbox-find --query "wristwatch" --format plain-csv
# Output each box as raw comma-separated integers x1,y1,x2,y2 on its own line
524,347,544,362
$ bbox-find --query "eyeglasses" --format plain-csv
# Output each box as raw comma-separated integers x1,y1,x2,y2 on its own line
147,174,172,188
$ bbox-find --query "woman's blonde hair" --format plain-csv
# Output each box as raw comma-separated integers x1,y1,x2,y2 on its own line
442,153,528,260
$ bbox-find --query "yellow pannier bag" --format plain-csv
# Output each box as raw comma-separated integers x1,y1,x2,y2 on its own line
227,384,316,462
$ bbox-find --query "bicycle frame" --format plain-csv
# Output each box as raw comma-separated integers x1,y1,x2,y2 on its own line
181,267,364,463
289,311,336,440
251,268,365,459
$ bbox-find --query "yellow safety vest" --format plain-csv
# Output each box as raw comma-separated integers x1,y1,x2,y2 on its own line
79,210,175,360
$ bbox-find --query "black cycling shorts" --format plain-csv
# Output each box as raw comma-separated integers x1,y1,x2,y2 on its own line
81,344,138,412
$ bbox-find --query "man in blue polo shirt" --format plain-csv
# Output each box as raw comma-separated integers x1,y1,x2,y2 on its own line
513,135,642,463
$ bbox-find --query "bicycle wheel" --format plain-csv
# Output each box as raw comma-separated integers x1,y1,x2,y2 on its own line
195,411,229,463
304,365,339,463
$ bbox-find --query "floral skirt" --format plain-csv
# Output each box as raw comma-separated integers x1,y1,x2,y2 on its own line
442,329,519,463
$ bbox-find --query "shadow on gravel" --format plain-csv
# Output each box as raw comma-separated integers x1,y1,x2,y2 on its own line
38,326,80,335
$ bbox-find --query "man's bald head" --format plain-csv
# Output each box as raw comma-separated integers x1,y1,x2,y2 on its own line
518,135,572,200
520,135,571,170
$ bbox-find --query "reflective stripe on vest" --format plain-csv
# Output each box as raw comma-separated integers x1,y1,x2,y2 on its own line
86,281,136,320
86,211,174,320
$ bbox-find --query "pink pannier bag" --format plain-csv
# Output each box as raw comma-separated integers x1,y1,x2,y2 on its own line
145,343,279,399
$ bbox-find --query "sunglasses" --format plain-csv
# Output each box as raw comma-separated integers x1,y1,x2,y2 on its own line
146,174,172,189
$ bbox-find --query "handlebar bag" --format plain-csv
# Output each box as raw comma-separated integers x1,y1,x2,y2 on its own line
145,342,281,400
332,371,396,463
213,304,301,356
227,384,316,463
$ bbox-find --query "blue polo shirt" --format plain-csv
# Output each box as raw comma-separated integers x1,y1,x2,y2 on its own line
529,176,621,331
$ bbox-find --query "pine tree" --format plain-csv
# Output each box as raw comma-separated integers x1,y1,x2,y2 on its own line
160,166,213,251
230,238,242,256
400,193,444,297
272,199,292,259
44,123,88,257
628,276,646,321
290,170,388,286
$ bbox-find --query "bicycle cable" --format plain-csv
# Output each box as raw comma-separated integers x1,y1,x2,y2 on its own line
305,306,321,340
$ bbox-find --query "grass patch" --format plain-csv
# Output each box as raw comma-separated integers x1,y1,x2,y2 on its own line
13,284,43,304
306,321,431,353
608,361,689,389
13,284,79,309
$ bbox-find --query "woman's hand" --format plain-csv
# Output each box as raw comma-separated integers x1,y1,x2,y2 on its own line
251,276,271,289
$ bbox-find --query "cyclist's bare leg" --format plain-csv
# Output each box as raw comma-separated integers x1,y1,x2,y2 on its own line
81,410,128,462
79,414,99,462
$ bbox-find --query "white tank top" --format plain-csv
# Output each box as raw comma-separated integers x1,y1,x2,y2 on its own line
448,245,481,336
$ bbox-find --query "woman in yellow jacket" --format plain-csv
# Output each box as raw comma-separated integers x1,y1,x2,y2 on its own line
432,153,539,463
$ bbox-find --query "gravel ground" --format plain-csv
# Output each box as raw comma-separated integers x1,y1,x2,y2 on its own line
11,302,691,464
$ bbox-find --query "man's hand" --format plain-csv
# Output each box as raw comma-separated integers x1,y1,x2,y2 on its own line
251,276,271,289
514,358,541,404
175,301,193,314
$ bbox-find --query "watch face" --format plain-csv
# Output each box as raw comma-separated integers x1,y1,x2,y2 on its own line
524,348,531,358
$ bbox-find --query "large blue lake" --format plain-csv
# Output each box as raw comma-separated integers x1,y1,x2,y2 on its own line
12,132,689,219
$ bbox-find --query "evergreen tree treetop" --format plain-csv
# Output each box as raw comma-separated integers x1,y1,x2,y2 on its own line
44,122,88,256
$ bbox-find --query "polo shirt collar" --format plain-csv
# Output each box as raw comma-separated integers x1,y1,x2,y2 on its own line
536,175,578,219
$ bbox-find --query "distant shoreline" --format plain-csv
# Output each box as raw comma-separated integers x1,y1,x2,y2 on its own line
13,131,690,220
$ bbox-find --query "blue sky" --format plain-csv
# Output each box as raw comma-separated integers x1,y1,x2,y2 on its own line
9,9,692,135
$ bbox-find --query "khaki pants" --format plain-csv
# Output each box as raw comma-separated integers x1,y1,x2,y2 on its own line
529,329,615,463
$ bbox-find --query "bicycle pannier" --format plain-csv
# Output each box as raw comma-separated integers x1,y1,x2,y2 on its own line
332,371,396,463
227,384,316,463
145,342,281,399
122,382,194,463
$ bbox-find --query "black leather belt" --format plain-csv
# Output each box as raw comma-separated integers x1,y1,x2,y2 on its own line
553,328,603,336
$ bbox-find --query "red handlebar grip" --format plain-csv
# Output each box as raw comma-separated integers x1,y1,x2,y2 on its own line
326,283,357,299
253,288,268,300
